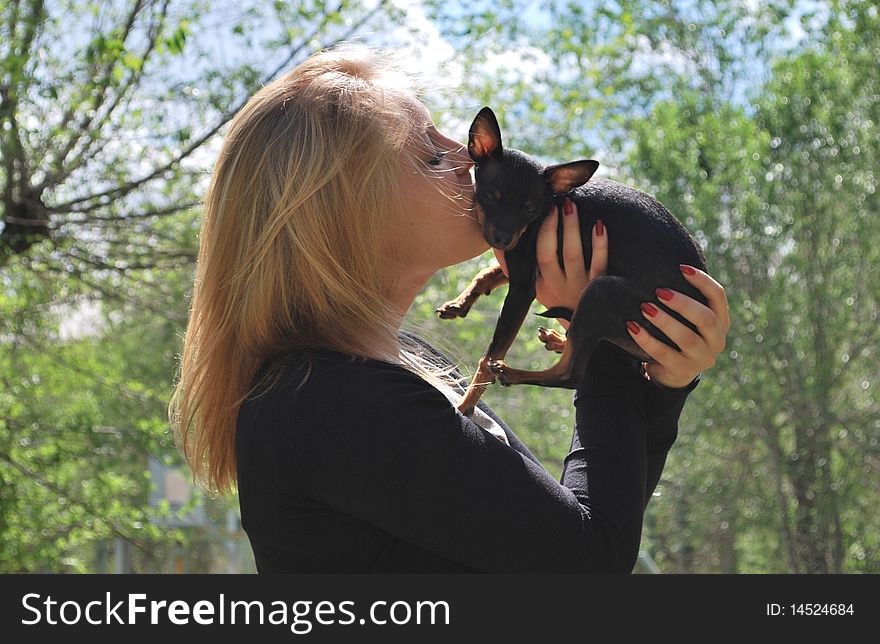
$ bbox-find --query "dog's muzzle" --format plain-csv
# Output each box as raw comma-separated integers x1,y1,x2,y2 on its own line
484,224,524,251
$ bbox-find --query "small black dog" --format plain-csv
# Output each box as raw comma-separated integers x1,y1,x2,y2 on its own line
438,107,707,415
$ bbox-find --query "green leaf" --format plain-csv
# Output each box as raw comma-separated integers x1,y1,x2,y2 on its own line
122,53,143,72
163,21,191,55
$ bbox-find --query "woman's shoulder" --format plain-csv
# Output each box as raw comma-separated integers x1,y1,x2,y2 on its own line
253,333,455,393
237,345,462,456
247,344,449,412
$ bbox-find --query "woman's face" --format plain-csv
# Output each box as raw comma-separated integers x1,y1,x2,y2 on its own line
390,100,488,275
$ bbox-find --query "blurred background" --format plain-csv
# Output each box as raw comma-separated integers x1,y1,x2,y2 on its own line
1,0,876,573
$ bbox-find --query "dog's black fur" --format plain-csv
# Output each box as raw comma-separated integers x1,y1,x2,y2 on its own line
443,107,708,415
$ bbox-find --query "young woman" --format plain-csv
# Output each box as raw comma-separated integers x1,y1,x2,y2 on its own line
169,46,729,573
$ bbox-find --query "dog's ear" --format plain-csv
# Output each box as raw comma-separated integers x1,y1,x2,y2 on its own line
543,160,599,194
468,107,503,162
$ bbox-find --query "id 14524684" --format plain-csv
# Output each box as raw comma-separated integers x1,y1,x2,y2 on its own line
766,603,855,616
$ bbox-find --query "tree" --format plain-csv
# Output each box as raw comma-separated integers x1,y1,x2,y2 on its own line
1,0,399,267
0,0,404,572
625,1,879,572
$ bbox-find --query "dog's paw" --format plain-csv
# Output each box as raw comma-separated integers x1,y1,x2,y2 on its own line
537,326,566,354
487,360,509,386
435,299,470,319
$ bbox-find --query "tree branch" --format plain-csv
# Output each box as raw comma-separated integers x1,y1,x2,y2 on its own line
64,246,196,272
32,254,188,325
49,199,200,227
49,0,390,214
40,1,144,163
36,0,167,193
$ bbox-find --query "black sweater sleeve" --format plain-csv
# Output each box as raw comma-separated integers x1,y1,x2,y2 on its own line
286,341,694,573
642,373,700,505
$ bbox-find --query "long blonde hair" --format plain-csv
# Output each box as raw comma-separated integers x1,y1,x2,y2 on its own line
169,46,457,494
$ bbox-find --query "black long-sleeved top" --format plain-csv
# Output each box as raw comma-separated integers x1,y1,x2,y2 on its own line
235,338,697,573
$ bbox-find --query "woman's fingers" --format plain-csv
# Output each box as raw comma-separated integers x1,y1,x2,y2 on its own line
536,205,563,284
679,264,731,334
625,319,701,389
625,265,730,388
561,198,587,285
626,319,689,367
533,199,611,317
650,288,726,355
588,217,608,281
634,301,717,367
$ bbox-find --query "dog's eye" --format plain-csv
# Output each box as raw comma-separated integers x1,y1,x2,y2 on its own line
428,152,446,166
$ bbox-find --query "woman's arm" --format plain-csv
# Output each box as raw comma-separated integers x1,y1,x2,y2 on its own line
288,343,657,573
643,373,700,506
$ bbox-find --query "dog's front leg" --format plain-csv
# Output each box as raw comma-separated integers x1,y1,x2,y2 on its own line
436,264,508,319
458,285,535,416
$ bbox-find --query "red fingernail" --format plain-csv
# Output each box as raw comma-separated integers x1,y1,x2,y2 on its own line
679,264,696,276
595,219,604,237
641,302,659,318
655,288,674,301
626,320,640,335
564,197,573,216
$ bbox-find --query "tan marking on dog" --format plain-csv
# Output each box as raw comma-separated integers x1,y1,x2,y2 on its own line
490,338,575,386
457,357,496,416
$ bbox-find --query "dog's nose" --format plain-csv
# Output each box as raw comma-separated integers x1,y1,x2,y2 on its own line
491,231,515,250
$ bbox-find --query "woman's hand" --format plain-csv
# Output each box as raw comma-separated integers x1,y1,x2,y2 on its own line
493,197,607,328
626,265,730,389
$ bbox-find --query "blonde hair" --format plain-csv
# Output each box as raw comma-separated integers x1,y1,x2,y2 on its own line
169,45,460,494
